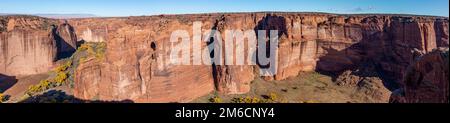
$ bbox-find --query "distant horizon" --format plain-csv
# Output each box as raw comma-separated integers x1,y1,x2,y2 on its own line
2,11,449,19
1,0,448,17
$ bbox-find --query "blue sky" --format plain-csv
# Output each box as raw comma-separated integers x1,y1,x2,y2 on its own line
1,0,448,17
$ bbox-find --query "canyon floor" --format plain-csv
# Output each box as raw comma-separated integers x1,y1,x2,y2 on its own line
1,73,73,103
193,72,386,103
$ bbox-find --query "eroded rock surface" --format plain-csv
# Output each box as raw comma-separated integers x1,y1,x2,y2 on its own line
0,16,77,76
68,13,448,102
335,62,392,102
390,48,449,103
2,13,448,103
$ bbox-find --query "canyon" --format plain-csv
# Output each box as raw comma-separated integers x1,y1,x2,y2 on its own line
0,16,76,76
0,12,448,103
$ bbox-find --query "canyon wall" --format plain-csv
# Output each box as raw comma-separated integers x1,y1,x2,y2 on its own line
390,48,449,103
68,13,449,102
0,16,77,76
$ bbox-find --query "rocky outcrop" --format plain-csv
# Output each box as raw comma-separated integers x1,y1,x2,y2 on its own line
390,48,449,103
73,16,218,102
435,20,449,47
0,16,77,76
335,64,392,102
67,13,448,102
54,21,78,58
69,18,123,43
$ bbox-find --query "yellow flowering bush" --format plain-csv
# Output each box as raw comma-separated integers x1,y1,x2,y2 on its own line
268,92,278,101
26,60,71,95
77,42,106,61
0,93,7,103
54,60,72,72
27,79,52,94
209,96,222,103
232,96,263,103
24,42,106,97
54,72,67,84
77,43,92,52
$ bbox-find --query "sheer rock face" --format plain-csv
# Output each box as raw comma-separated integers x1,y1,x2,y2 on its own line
73,17,218,102
68,13,448,102
390,48,449,103
54,22,78,58
0,16,77,76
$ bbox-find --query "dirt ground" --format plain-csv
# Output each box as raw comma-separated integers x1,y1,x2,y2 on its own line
2,71,386,103
192,72,386,103
1,73,49,102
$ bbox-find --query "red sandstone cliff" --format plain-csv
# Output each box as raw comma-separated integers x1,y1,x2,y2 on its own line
390,48,449,103
0,16,77,76
66,13,448,102
1,13,448,103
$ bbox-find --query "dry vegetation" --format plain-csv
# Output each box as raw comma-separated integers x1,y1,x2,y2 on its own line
193,72,384,103
24,60,71,96
17,42,107,103
0,93,8,103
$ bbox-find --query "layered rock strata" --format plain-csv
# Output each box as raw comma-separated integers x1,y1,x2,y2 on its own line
68,13,448,102
0,16,77,76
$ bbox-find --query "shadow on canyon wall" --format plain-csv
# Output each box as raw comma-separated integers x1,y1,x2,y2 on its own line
254,14,288,38
313,21,408,91
253,14,288,69
207,14,288,91
19,90,134,103
246,13,396,92
0,74,17,93
77,39,86,47
53,23,78,60
207,15,223,90
53,34,76,60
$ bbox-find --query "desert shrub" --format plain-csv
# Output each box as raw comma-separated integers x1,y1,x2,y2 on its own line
0,93,9,103
27,79,52,94
209,96,222,103
95,50,105,59
97,42,107,50
0,93,3,102
64,60,72,68
26,61,70,95
252,97,261,103
77,42,106,61
232,96,263,103
27,74,67,95
244,97,252,103
95,42,106,59
77,43,91,52
52,61,70,86
79,57,87,63
54,72,67,84
77,43,97,60
86,46,95,55
54,60,72,72
231,97,241,103
269,92,278,101
54,64,67,72
24,42,106,97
